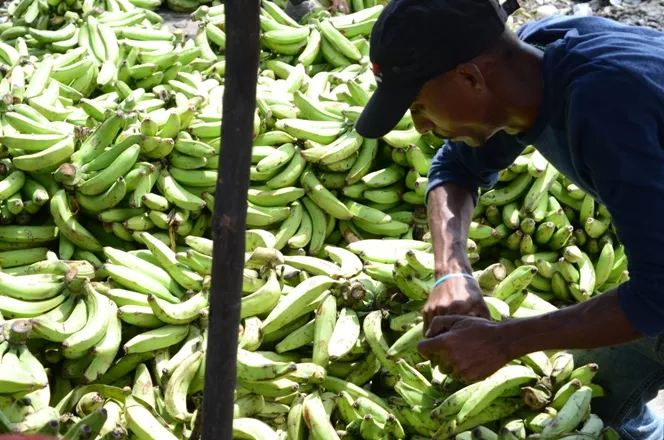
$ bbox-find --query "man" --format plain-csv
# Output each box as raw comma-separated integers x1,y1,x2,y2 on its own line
355,0,664,438
284,0,349,23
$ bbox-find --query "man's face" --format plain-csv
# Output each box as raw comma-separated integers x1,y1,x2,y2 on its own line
409,67,500,147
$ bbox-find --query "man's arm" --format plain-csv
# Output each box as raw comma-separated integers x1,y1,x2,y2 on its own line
424,183,490,334
285,0,348,23
501,290,642,359
428,183,474,279
423,136,527,333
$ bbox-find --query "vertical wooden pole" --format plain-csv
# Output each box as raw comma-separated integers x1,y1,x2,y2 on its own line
200,0,260,439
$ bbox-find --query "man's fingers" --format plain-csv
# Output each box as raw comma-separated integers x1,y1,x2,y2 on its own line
438,362,454,376
423,307,440,336
445,303,467,315
331,0,348,13
468,302,491,319
417,333,443,356
425,315,462,338
423,305,450,336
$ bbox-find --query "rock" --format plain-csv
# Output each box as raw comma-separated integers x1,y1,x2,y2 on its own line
536,4,559,18
573,3,593,15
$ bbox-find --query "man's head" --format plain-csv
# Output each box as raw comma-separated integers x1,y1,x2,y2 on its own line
356,0,527,146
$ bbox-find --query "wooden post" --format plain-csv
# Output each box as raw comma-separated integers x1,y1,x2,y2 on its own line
200,0,260,439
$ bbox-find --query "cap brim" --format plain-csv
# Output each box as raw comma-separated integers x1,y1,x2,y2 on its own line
355,82,422,139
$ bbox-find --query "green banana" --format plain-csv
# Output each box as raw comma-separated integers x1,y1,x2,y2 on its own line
102,263,179,303
77,144,140,196
82,299,121,381
232,417,279,440
312,294,337,367
124,324,190,354
275,119,347,144
164,350,203,422
141,231,203,291
156,169,206,211
50,190,102,252
70,112,124,166
262,275,339,334
103,246,183,297
31,296,87,342
493,265,538,300
456,365,538,424
301,167,353,220
125,395,179,440
61,282,113,359
282,254,343,278
12,136,75,173
480,173,533,206
303,391,340,439
540,386,593,436
148,291,208,325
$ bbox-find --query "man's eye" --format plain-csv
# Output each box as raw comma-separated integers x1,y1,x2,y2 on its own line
410,110,421,119
410,104,423,113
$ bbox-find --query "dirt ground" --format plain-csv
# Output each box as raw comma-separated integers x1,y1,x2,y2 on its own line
158,4,201,37
510,0,664,30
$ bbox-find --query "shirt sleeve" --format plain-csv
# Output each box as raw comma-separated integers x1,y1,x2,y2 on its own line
426,133,526,205
567,71,664,338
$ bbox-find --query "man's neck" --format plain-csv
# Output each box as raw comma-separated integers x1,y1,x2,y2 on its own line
501,43,545,136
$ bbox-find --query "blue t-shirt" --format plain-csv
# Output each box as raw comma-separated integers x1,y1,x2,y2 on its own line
426,16,664,337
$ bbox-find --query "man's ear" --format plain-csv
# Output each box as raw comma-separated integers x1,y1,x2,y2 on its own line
455,63,486,94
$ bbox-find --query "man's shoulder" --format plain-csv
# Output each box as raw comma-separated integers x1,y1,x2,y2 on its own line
515,15,664,46
559,53,664,145
520,17,664,106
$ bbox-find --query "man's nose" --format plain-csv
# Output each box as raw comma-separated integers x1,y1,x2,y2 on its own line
412,112,435,134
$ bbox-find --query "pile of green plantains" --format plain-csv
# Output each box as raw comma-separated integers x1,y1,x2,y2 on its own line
0,0,625,438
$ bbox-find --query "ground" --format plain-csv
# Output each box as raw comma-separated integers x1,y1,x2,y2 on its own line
158,4,201,37
653,395,664,422
510,0,664,30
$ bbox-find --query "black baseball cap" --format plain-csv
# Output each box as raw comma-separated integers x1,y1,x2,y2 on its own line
356,0,521,139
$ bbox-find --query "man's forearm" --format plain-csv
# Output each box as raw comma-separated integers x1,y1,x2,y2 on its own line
500,290,644,359
428,183,475,278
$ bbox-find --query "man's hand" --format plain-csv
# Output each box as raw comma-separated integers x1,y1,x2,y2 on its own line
418,315,509,382
423,276,491,334
285,0,346,23
330,0,348,13
419,290,645,383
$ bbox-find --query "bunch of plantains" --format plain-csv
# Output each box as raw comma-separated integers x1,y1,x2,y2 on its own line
0,0,624,438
